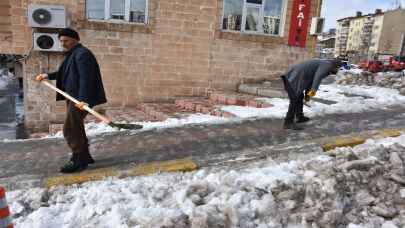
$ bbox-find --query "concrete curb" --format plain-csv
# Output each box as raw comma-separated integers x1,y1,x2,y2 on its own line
319,128,403,152
44,158,198,188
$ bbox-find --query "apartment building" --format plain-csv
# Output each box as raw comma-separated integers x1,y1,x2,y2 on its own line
335,18,350,57
372,8,405,55
346,13,367,52
335,8,405,58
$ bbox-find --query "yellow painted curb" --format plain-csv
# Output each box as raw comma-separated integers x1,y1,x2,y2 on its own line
43,159,199,188
322,129,403,152
131,158,198,176
375,129,401,139
322,137,366,152
44,168,118,188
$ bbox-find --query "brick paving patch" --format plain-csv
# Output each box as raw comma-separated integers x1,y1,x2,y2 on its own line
32,90,276,137
105,107,151,122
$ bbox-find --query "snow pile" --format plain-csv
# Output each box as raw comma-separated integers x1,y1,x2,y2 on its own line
309,84,405,115
7,134,405,228
222,83,405,119
46,114,226,138
336,70,405,95
339,68,364,75
8,162,299,228
138,114,226,131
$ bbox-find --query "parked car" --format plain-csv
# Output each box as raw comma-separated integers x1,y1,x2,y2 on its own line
359,60,384,73
389,56,405,71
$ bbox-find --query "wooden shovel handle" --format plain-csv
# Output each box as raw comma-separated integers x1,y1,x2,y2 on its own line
41,80,111,124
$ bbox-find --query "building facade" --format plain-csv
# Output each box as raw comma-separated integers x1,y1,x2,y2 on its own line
375,9,405,55
347,14,366,53
335,18,350,57
316,28,335,58
335,8,405,59
0,0,321,132
369,13,384,54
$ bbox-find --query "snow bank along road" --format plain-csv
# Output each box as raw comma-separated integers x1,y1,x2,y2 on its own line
6,133,405,228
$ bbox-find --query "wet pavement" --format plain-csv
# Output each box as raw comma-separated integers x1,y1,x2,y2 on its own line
1,104,405,189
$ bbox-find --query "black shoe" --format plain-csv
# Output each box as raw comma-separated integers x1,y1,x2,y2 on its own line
60,161,88,173
70,152,95,164
87,156,95,164
84,148,95,164
296,116,310,123
283,122,304,130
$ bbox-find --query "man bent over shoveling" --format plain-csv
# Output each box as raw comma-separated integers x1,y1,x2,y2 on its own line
281,59,342,130
36,28,107,173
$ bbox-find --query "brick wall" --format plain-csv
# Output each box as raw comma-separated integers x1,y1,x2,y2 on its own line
0,0,12,47
0,0,29,55
0,0,321,132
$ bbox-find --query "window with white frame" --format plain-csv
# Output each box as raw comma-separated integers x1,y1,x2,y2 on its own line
86,0,148,24
222,0,284,36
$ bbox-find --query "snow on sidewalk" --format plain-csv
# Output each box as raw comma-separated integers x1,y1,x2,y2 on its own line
2,79,405,141
45,82,405,139
221,83,405,119
49,114,227,138
6,134,405,228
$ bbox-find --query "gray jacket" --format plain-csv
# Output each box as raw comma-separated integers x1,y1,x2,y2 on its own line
283,59,336,97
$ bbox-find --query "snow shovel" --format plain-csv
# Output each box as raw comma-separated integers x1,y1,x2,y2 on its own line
40,80,143,130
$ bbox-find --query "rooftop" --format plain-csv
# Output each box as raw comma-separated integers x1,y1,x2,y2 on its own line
337,9,384,22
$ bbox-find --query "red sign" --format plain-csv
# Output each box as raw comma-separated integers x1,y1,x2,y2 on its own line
288,0,311,47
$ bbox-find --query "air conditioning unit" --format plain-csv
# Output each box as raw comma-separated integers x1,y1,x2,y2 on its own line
28,4,68,28
310,17,325,35
33,33,63,52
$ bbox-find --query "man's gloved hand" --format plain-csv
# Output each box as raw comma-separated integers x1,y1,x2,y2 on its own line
304,94,311,102
35,74,48,82
75,102,88,111
307,89,316,98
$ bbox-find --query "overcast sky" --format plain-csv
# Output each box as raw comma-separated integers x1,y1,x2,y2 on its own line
321,0,405,31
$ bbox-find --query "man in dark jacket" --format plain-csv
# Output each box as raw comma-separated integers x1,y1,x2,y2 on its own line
36,28,107,173
281,59,341,130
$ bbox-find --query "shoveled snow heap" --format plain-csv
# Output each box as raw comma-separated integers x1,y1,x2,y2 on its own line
340,68,364,75
7,134,405,228
336,70,405,94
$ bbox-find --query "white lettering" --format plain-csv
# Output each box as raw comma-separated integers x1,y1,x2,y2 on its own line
299,4,305,11
297,12,305,19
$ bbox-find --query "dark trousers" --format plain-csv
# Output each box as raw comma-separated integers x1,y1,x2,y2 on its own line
63,101,92,163
281,76,304,123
